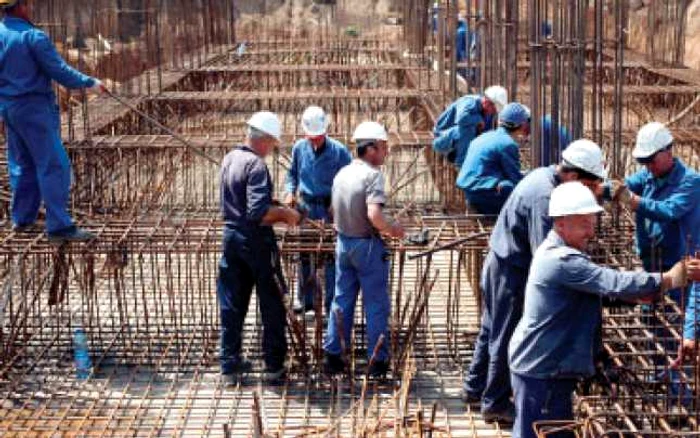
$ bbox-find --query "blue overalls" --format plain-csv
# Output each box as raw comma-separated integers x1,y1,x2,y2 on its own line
285,137,352,312
218,146,288,373
0,17,96,233
509,231,662,438
463,166,559,416
456,126,523,215
433,95,491,167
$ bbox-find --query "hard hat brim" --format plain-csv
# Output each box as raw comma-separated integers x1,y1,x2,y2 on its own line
631,146,658,159
549,204,604,217
303,127,327,137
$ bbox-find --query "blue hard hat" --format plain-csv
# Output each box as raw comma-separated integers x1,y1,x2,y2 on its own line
499,102,530,128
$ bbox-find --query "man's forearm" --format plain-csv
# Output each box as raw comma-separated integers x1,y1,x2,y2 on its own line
261,206,290,225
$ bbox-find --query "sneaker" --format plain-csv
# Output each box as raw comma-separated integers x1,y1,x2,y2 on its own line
483,406,515,425
263,366,286,383
48,227,95,243
367,360,390,378
323,353,345,375
460,388,481,404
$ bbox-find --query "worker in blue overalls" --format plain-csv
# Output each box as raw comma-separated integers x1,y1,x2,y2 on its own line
284,106,352,314
462,139,609,424
457,102,530,215
0,0,106,242
613,122,700,397
508,182,687,438
432,85,507,168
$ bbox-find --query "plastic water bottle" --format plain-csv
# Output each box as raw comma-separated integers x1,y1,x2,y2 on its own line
73,327,92,380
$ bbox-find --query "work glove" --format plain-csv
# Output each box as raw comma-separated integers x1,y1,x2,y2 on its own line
662,260,688,292
90,79,108,94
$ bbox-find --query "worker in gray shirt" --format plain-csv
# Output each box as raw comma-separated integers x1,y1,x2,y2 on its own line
323,121,404,378
508,182,686,438
217,111,301,385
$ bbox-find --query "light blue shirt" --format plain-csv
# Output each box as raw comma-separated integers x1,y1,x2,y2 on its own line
285,136,352,200
509,230,662,379
0,17,95,103
432,94,487,167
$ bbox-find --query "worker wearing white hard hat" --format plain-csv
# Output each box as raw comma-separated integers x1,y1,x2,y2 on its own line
284,106,352,314
462,138,610,423
509,181,686,438
433,85,508,168
218,111,301,385
610,122,700,392
323,121,403,378
0,0,106,242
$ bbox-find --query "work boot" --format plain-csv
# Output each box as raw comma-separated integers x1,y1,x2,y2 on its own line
12,223,39,233
482,405,515,425
367,360,390,378
263,365,286,383
323,353,345,375
48,227,95,244
222,358,253,386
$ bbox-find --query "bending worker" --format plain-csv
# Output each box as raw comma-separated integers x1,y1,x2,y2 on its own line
0,0,106,242
218,111,301,385
462,139,608,424
432,85,507,167
457,102,530,215
284,106,352,314
323,121,404,378
508,181,687,438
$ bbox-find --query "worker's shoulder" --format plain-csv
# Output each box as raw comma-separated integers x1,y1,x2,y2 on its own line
223,146,264,169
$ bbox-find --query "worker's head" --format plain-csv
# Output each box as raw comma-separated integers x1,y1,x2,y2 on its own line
549,182,604,251
301,105,329,149
353,121,389,166
559,139,606,195
482,85,508,116
498,102,530,140
246,111,282,157
633,122,675,178
0,0,31,17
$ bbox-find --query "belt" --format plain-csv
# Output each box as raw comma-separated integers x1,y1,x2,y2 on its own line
301,193,332,207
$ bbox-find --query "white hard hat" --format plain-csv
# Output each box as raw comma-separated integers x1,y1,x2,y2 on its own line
549,181,604,218
561,139,607,179
352,121,388,142
484,85,508,112
632,122,673,159
301,105,329,137
247,111,282,141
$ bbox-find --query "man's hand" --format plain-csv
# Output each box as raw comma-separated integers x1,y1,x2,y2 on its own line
662,260,688,292
687,257,700,282
284,208,302,227
671,339,697,369
387,221,405,239
283,193,296,208
90,79,108,95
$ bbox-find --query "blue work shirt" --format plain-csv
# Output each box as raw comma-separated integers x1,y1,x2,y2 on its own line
0,17,95,103
489,166,558,269
509,230,662,379
433,94,488,167
220,146,274,243
456,126,523,193
625,158,700,271
685,283,700,340
285,136,352,202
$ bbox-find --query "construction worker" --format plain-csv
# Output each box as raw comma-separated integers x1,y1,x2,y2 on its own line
284,106,352,314
462,139,607,424
456,102,530,215
0,0,106,241
508,181,687,438
323,121,404,377
432,85,507,168
218,111,301,385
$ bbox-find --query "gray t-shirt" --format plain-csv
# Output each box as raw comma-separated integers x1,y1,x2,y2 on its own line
332,159,387,237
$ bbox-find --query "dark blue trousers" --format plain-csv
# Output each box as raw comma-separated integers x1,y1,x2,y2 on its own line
465,184,514,215
217,227,287,373
511,373,577,438
464,251,527,414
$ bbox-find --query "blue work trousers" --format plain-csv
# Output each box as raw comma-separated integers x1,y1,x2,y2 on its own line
297,201,335,312
217,227,288,372
465,184,513,216
324,235,390,362
2,96,74,233
511,373,577,438
464,251,527,414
